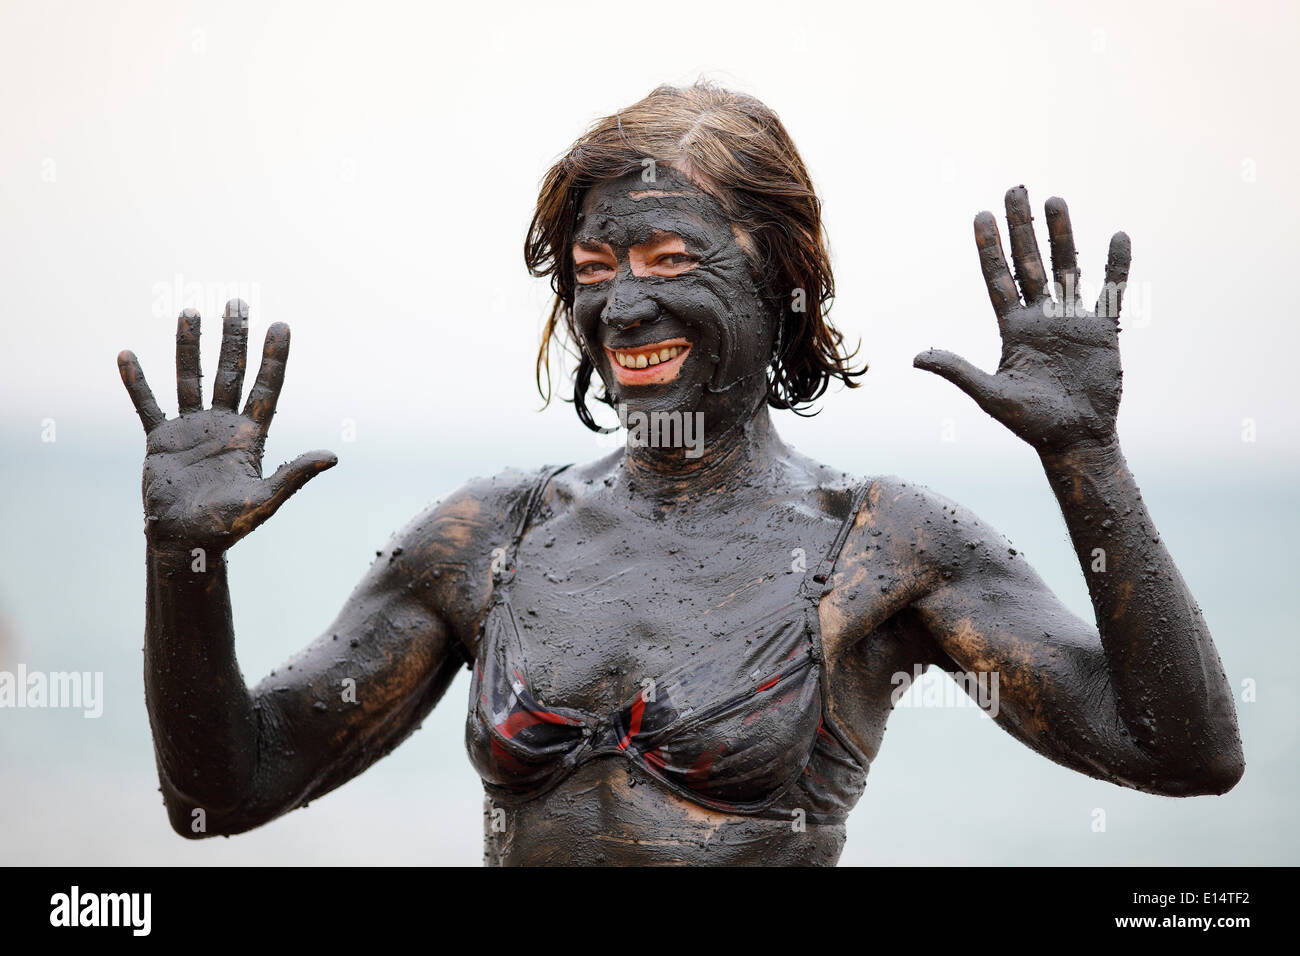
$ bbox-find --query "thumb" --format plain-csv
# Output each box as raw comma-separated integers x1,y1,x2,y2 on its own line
266,449,338,500
913,348,1004,412
239,450,338,535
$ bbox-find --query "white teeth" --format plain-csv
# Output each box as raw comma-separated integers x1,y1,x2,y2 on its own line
648,352,661,365
617,353,628,367
659,348,671,361
635,353,648,369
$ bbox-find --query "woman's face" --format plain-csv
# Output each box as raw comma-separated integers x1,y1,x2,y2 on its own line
571,167,777,431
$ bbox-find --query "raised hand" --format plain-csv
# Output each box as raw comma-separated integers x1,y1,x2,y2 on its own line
914,186,1132,453
117,299,336,552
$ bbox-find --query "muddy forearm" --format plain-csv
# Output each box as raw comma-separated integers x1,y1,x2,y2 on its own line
143,543,261,813
1038,438,1243,785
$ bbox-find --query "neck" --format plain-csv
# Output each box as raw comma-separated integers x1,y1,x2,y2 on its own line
620,398,782,499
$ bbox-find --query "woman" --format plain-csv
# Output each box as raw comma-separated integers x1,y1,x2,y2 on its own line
116,84,1243,866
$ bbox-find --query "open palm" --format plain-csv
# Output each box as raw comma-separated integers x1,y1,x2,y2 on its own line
117,300,336,552
915,186,1132,453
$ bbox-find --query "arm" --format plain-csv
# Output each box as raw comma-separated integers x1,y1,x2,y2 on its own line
119,300,516,836
143,508,468,838
909,188,1243,796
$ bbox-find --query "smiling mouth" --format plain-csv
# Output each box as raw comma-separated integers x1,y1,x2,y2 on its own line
605,338,692,385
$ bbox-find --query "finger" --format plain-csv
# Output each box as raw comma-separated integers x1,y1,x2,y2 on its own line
242,322,291,438
1096,231,1132,321
175,308,203,413
1044,196,1082,306
211,298,249,410
974,211,1020,319
913,349,1008,416
1004,186,1049,303
117,350,166,433
233,450,338,539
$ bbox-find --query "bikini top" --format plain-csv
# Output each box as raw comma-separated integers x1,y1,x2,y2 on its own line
464,464,872,826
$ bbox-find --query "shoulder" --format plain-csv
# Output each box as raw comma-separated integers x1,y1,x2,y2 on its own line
372,464,567,647
843,473,979,527
513,449,622,517
397,450,617,550
772,447,870,526
844,474,1031,587
383,466,548,555
857,474,956,525
788,463,940,531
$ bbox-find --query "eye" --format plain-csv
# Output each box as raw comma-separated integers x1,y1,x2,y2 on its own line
575,261,614,282
656,252,699,270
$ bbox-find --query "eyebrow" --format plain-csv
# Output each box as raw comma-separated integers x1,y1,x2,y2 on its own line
572,231,685,252
639,229,685,246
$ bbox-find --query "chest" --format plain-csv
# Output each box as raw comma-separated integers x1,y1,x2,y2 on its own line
491,504,838,709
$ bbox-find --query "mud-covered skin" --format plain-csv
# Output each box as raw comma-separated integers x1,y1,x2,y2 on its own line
118,183,1243,864
572,167,776,432
484,761,846,866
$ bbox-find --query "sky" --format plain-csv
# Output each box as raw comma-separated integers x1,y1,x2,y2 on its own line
1,0,1296,467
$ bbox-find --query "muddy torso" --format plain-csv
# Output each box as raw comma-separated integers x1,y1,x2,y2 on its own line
464,454,937,865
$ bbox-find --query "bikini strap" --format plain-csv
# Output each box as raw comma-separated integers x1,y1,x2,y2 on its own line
497,463,573,581
802,481,873,601
800,480,877,768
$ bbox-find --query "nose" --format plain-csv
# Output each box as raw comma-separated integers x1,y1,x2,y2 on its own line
600,273,661,332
